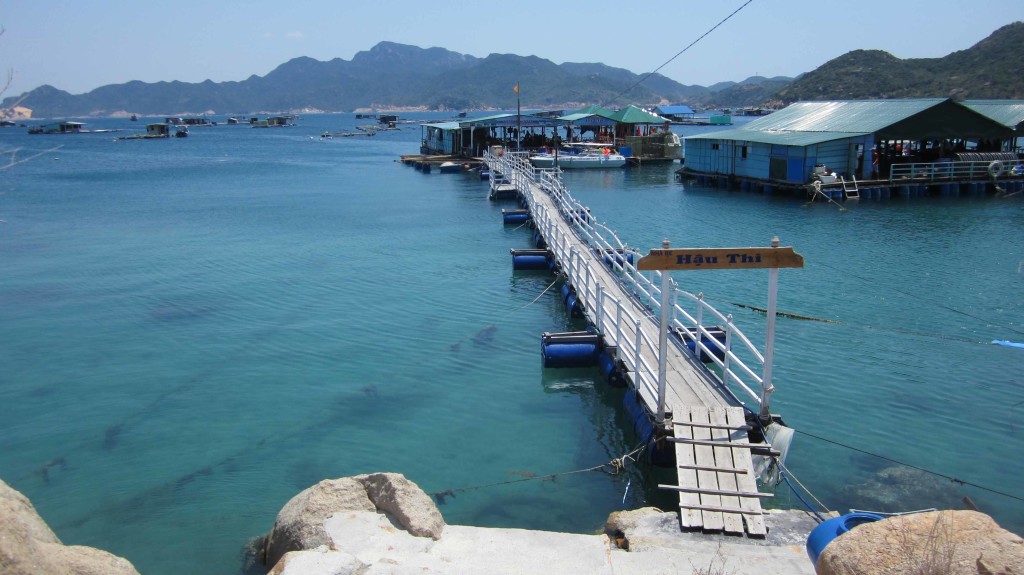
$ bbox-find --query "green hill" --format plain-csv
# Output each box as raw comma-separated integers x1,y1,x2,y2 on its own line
772,22,1024,103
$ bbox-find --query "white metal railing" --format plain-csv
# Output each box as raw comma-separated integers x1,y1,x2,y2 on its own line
887,159,1024,182
485,150,769,409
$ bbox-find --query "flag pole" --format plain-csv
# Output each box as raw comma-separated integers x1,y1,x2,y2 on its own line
516,81,521,151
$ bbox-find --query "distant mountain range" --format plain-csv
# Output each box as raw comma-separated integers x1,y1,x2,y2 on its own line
3,22,1022,119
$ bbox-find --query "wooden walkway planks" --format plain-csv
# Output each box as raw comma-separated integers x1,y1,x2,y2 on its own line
673,407,703,529
670,406,768,535
709,407,744,535
727,407,768,536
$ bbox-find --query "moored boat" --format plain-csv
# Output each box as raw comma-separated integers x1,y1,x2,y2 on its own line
529,143,626,169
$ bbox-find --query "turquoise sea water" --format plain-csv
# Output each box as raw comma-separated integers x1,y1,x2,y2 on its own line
2,114,1022,574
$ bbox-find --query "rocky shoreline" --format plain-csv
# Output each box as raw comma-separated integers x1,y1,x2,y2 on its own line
4,474,1022,574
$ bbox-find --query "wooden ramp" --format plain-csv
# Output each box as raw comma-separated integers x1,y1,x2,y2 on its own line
663,406,768,536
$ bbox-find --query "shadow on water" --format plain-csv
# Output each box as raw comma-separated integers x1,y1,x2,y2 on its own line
15,298,322,487
50,381,392,533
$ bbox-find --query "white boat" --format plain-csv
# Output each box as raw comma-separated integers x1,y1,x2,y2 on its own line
529,143,626,169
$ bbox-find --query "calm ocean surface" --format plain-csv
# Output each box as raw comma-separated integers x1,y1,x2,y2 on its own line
2,114,1022,574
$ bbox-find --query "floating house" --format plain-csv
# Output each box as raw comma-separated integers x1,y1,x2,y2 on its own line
654,104,696,122
180,117,216,127
251,115,296,128
419,105,681,162
27,121,87,134
680,98,1019,197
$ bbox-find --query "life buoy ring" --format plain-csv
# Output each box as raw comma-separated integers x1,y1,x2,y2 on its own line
988,160,1004,177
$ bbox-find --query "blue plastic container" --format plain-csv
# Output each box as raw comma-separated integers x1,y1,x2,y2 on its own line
512,254,549,270
541,342,599,368
806,512,884,565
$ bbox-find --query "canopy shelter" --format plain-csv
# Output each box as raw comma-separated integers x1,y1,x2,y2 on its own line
744,99,1011,142
961,99,1024,141
555,112,618,144
422,113,566,155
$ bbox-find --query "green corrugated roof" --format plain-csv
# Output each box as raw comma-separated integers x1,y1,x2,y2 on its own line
556,112,617,126
573,104,614,117
741,99,947,133
423,122,462,130
460,113,516,124
685,128,869,146
607,105,669,124
961,100,1024,130
457,113,563,128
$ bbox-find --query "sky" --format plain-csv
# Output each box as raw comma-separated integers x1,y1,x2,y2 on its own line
2,0,1023,98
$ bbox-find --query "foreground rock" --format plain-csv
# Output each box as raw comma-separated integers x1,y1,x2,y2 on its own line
262,472,445,569
261,473,818,575
0,479,140,575
817,510,1024,575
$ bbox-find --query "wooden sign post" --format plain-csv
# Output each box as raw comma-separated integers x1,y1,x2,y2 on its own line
637,237,804,423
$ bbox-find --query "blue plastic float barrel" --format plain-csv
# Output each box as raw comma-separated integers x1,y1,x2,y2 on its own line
502,209,530,225
806,512,884,565
532,230,547,249
599,249,634,268
541,332,601,368
598,350,627,387
510,249,551,271
675,326,727,363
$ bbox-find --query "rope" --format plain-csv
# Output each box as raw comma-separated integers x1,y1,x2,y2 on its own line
775,459,831,521
802,180,847,211
792,427,1024,503
430,443,646,505
514,276,560,311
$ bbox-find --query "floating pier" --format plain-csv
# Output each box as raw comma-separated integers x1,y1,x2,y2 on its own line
485,150,797,537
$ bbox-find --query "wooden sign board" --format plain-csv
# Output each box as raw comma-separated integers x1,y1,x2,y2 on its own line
637,247,804,271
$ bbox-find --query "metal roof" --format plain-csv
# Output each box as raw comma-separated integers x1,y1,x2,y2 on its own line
422,122,462,130
457,113,563,128
556,112,617,126
685,128,869,146
656,105,695,115
573,104,615,117
608,105,669,124
741,99,948,133
961,100,1024,130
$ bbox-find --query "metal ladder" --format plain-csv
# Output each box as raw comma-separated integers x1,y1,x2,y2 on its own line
841,176,860,199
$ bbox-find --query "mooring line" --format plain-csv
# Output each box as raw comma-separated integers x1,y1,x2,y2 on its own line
792,427,1024,503
430,443,646,505
515,277,561,311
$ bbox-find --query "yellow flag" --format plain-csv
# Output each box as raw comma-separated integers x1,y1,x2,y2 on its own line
513,84,519,94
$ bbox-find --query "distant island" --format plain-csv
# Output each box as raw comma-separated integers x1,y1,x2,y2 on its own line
2,22,1022,120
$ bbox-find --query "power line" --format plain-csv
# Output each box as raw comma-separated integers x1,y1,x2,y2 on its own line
601,0,756,107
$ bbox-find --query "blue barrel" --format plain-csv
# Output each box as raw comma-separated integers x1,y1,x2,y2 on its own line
806,512,884,565
541,342,599,368
502,210,530,225
561,284,572,303
565,293,582,317
533,231,547,249
512,254,549,270
598,351,627,387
